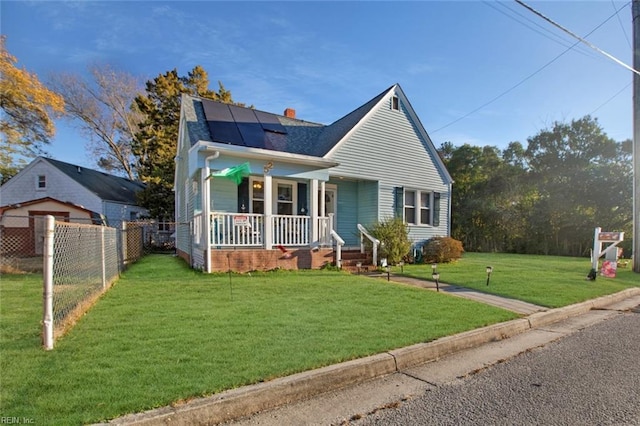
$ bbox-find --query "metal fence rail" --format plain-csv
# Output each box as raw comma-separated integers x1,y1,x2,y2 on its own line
0,215,179,349
43,219,120,347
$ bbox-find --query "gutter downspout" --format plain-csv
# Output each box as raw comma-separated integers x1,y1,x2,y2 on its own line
203,150,220,273
447,182,452,237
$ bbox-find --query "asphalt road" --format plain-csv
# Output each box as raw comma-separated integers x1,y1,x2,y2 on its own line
225,301,640,426
356,305,640,426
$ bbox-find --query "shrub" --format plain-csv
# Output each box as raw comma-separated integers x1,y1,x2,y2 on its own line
369,217,412,265
422,237,464,263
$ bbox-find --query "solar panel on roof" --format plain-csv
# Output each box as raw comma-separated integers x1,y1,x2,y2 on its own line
202,100,244,145
229,105,265,149
255,110,287,134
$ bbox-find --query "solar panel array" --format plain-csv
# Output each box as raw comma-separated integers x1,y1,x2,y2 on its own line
202,99,288,149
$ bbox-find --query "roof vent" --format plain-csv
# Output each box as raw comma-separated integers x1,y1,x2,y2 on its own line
284,108,296,118
77,167,82,173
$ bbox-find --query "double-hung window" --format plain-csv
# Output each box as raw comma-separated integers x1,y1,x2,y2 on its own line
404,189,432,226
276,183,293,215
36,175,46,190
420,192,431,225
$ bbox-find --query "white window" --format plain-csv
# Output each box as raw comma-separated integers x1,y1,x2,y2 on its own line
404,189,432,226
420,192,431,225
251,179,264,214
276,183,293,215
391,96,399,111
404,190,416,224
36,175,46,190
249,178,298,215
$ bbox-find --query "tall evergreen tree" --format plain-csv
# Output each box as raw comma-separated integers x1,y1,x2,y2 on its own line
132,66,236,219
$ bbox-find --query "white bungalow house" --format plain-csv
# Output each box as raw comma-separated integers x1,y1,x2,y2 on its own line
174,84,453,273
0,157,147,229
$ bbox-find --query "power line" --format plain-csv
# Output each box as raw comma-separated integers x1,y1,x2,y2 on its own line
612,0,633,49
432,3,629,134
590,81,632,115
483,1,597,59
515,0,639,76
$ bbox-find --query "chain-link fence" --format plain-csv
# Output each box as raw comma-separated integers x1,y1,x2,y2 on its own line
1,218,177,274
1,215,179,349
44,219,121,344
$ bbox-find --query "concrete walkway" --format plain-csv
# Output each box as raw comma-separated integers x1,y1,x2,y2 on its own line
369,273,547,315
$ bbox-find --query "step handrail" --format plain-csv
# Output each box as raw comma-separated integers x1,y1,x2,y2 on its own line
357,224,380,266
330,229,345,269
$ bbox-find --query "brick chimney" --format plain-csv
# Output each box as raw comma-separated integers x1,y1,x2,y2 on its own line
284,108,296,118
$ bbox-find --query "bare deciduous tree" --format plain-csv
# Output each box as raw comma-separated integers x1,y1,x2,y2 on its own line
49,64,143,180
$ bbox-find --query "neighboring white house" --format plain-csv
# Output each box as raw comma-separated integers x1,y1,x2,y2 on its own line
0,157,147,229
174,84,453,272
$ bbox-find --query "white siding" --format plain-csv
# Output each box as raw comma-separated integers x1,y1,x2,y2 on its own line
103,201,146,229
0,159,102,212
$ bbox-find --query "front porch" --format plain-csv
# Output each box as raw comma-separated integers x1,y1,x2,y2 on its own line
194,211,335,247
190,211,344,272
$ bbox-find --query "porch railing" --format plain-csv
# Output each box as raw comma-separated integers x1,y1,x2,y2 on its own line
211,213,263,246
317,214,333,246
358,223,380,266
272,215,309,247
208,212,334,248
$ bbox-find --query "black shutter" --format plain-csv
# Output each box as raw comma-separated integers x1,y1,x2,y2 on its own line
394,187,404,219
238,178,249,212
297,182,308,215
433,192,441,227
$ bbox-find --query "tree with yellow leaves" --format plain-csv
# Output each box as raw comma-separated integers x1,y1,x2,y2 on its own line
0,36,65,183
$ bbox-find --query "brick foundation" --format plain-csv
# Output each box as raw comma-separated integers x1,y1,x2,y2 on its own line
210,248,334,273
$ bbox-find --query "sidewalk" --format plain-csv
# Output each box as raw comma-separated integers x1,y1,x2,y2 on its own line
102,286,640,426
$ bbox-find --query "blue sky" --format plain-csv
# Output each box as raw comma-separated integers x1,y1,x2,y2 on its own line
2,0,634,169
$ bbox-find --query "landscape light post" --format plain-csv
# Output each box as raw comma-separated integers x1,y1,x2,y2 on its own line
399,260,405,274
432,271,440,292
356,261,362,275
486,266,493,286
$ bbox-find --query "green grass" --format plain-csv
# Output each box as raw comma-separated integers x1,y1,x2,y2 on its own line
1,255,516,425
395,252,640,308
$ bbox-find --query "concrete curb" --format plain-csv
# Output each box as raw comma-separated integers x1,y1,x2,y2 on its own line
104,287,640,425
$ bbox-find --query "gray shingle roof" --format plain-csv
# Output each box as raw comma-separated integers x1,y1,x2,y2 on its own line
183,85,395,158
44,158,145,205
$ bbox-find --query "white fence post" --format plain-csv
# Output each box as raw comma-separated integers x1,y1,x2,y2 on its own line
101,226,106,289
121,221,128,268
42,215,55,350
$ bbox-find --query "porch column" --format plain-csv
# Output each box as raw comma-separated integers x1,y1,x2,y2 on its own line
320,181,326,217
202,167,211,273
310,179,319,243
264,174,273,249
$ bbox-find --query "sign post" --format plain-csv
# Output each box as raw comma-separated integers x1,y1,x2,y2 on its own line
591,227,624,278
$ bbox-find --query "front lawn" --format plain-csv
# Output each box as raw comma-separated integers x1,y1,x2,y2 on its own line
0,254,516,425
396,252,640,308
